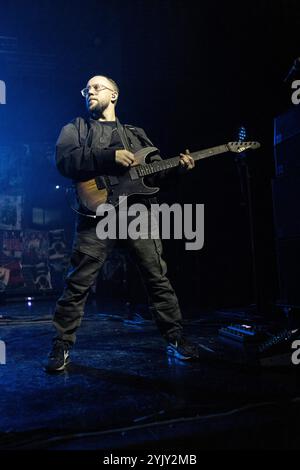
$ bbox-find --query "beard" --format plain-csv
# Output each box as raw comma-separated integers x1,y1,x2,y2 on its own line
87,99,109,119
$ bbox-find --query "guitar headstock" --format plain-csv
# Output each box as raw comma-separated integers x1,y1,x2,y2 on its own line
227,141,261,153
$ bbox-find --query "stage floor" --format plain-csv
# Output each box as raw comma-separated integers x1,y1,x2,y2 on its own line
0,299,300,450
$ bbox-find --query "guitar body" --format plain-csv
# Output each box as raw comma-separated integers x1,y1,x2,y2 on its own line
76,146,160,212
75,140,260,213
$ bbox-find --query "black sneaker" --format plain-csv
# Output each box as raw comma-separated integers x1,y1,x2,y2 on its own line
167,336,200,360
45,339,71,372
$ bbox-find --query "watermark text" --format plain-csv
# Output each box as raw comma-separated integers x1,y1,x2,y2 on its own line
0,340,6,364
291,339,300,365
96,198,204,251
0,80,6,104
291,79,300,105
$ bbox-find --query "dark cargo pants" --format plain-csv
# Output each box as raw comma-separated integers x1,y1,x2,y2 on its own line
53,213,183,344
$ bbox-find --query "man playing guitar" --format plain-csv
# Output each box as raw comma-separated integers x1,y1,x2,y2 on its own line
46,75,199,372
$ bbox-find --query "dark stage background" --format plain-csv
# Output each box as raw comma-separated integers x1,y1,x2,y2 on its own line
0,0,299,313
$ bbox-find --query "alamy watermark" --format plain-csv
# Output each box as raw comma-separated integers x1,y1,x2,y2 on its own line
291,340,300,365
0,80,6,104
0,340,6,364
291,80,300,105
96,198,204,251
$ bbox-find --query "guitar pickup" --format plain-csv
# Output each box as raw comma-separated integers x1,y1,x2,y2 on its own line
95,176,119,189
107,176,119,186
129,168,139,180
95,176,107,190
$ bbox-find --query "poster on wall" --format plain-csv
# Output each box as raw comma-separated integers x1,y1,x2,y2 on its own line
22,231,52,291
48,229,69,289
0,260,25,291
0,232,25,291
2,230,23,259
0,264,10,292
48,229,67,263
22,230,49,265
32,261,52,291
0,195,22,230
0,229,69,293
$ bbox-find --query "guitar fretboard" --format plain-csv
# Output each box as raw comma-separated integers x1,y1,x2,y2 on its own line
136,144,229,177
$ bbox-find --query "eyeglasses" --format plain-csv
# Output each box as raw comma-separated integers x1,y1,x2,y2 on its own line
81,84,115,98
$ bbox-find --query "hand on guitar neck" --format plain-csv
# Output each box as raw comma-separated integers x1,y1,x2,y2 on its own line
179,149,195,171
115,149,195,171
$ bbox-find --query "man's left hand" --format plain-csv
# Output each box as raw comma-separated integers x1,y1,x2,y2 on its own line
179,149,195,171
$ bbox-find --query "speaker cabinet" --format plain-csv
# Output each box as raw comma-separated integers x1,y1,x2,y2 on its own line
272,175,300,239
275,238,300,305
274,105,300,176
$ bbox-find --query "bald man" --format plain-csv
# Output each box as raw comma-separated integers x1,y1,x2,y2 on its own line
46,75,199,372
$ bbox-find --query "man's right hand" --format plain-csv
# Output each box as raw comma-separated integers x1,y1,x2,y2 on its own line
115,149,137,167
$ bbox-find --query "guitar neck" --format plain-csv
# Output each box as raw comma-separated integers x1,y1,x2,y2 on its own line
136,144,230,177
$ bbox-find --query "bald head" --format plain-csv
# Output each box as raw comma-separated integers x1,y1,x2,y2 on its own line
87,75,119,95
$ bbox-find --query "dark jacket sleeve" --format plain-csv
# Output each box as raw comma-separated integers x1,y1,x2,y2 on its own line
55,123,117,180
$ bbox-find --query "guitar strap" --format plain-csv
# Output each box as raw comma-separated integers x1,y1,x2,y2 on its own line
116,117,132,152
67,118,133,219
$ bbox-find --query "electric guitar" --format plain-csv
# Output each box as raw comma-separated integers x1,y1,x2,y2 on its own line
76,141,260,212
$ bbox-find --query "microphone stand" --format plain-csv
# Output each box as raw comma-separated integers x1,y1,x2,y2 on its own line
235,126,259,313
234,130,260,314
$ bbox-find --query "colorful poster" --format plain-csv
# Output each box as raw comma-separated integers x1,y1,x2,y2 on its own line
22,230,49,265
0,229,69,293
22,231,51,291
0,232,24,291
48,229,67,262
32,261,52,291
2,230,23,259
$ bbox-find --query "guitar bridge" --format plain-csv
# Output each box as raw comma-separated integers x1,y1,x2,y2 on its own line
129,167,139,180
95,176,119,195
95,176,107,190
107,176,119,186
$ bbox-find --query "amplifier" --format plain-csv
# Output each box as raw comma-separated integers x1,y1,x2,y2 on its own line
272,175,300,239
275,238,300,305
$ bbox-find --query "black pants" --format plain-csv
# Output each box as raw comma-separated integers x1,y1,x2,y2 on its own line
53,215,183,344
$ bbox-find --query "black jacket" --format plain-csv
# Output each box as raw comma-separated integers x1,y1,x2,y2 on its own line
55,116,168,182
